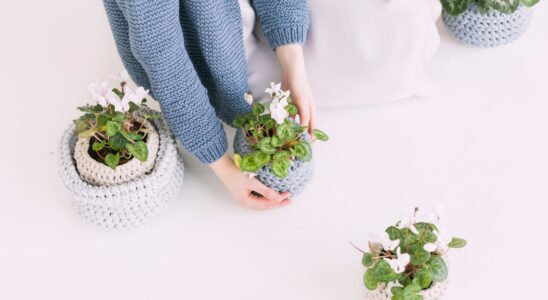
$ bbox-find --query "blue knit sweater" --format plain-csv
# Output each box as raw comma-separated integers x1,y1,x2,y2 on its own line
102,0,310,163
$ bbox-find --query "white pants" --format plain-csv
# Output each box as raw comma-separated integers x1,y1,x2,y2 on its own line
239,0,442,108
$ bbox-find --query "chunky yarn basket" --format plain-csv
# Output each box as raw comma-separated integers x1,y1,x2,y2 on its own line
59,115,184,230
73,119,159,186
442,4,532,47
364,280,449,300
233,129,314,197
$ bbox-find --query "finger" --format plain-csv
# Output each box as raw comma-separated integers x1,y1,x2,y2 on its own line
308,105,316,136
298,103,311,128
246,196,292,210
251,179,285,202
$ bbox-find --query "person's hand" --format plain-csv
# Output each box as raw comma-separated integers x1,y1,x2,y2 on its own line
276,44,316,135
209,153,292,210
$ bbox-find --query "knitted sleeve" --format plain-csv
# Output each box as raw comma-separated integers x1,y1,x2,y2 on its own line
103,0,228,164
251,0,310,50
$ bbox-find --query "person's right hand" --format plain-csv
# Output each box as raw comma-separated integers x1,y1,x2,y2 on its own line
209,153,292,210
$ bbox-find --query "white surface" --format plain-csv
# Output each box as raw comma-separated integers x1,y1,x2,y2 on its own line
246,0,442,106
1,1,548,299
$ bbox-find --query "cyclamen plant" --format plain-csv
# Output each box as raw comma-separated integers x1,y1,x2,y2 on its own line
441,0,539,15
356,207,466,300
232,82,329,179
74,70,159,170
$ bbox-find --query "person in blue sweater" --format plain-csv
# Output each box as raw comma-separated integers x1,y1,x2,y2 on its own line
103,0,314,210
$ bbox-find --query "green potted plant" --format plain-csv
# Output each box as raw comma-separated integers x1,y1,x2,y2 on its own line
59,70,185,230
355,207,466,300
232,83,329,197
441,0,540,47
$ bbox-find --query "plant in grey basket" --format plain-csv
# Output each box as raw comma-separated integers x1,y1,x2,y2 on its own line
232,83,328,179
441,0,539,15
74,72,160,170
354,206,466,300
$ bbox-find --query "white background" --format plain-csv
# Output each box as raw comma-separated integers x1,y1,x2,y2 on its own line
1,1,547,299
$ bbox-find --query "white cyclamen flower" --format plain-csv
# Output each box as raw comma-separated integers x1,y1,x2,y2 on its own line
109,69,129,84
370,232,400,252
115,86,149,112
244,92,254,105
269,96,289,124
265,82,282,97
417,204,446,224
89,80,117,107
423,243,437,252
433,228,453,253
384,248,410,274
397,209,420,235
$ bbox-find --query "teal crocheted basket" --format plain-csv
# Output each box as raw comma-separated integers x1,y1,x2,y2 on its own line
443,4,532,47
233,130,314,197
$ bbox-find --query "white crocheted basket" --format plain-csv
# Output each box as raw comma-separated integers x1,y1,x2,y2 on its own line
59,116,184,230
73,119,159,186
233,129,314,197
365,280,448,300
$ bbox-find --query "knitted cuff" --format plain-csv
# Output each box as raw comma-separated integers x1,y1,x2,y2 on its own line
264,25,309,50
193,128,228,164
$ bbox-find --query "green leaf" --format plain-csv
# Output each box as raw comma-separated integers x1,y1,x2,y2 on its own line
410,245,431,266
427,256,448,283
270,159,291,179
273,150,291,161
364,268,378,290
252,102,265,116
92,141,105,151
413,269,433,289
485,0,520,13
112,112,125,123
125,132,144,141
313,129,329,141
254,151,271,168
126,141,148,162
77,128,97,139
270,136,283,148
77,104,103,113
402,283,423,300
448,237,467,248
391,286,403,300
386,226,403,241
373,260,400,282
292,141,312,162
285,104,298,115
521,0,539,7
106,121,122,137
259,137,277,154
108,132,128,151
440,0,470,16
362,253,374,267
104,152,120,170
276,122,295,142
240,153,260,173
263,119,276,130
232,116,247,128
97,114,111,128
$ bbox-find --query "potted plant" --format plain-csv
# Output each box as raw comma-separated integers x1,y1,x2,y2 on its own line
355,207,466,300
232,82,329,197
58,70,185,230
441,0,540,47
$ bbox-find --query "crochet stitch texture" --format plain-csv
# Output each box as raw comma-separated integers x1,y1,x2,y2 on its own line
443,4,532,47
103,0,310,163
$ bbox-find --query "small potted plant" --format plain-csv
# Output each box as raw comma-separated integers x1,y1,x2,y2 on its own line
58,70,185,230
232,82,329,197
354,207,466,300
441,0,539,47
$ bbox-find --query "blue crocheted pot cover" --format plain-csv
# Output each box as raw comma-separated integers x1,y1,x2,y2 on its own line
442,4,532,47
233,129,314,197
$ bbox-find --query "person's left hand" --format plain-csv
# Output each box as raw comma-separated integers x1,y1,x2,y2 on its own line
276,44,316,135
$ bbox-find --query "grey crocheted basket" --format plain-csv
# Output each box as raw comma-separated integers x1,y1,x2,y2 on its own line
233,129,314,197
442,4,532,47
58,115,184,230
